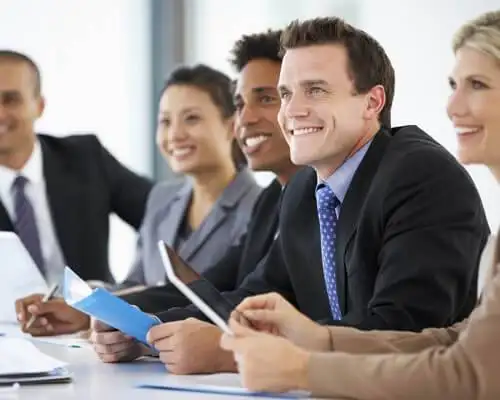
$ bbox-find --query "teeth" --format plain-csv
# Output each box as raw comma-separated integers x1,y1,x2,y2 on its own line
172,148,193,157
456,127,481,135
293,127,322,136
245,135,269,147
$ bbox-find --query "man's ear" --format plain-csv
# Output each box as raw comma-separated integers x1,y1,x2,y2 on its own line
364,85,385,121
36,95,46,118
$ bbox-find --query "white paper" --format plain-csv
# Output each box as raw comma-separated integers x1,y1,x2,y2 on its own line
0,338,67,375
63,266,92,306
30,335,90,348
0,322,90,348
0,232,48,323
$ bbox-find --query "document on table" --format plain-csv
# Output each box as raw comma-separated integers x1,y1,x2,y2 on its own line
63,267,160,344
0,322,89,348
0,232,48,323
0,337,71,384
137,373,310,398
30,335,90,348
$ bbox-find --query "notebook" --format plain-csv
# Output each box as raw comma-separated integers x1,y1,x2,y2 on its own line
63,267,160,344
0,337,72,385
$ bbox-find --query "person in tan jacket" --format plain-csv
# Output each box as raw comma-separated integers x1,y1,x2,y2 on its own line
221,10,500,400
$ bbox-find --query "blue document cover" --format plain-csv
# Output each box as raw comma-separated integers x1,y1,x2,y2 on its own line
136,374,309,398
63,267,159,344
137,383,308,398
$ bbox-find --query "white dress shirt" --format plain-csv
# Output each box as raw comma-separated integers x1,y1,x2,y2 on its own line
0,141,66,287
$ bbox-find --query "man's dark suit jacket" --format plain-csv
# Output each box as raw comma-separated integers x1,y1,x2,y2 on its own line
122,179,282,313
0,134,153,282
157,126,490,332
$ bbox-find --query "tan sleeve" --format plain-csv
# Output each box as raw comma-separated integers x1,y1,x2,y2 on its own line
326,321,464,354
306,259,500,399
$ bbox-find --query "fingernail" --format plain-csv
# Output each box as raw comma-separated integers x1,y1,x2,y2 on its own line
27,305,38,313
17,314,24,321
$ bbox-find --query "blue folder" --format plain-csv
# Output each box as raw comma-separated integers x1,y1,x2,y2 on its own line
137,382,308,398
136,374,309,398
63,267,160,344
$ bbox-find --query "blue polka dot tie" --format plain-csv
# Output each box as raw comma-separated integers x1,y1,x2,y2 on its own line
316,184,342,320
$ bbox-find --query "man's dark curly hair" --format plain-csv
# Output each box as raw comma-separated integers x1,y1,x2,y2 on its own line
229,29,282,72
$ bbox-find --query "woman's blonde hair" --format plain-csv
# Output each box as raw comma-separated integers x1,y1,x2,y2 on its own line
453,10,500,63
454,11,500,264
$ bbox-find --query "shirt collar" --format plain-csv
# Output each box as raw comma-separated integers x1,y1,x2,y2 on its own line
317,140,372,204
22,141,44,184
0,140,44,196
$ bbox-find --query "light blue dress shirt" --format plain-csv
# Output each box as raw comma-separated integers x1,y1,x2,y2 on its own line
317,141,372,216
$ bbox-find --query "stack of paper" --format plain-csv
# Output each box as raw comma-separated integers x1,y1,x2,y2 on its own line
0,337,72,384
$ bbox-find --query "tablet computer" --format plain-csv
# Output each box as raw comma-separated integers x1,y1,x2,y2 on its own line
157,240,251,335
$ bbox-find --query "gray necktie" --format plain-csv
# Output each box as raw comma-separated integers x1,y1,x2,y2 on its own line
11,175,45,274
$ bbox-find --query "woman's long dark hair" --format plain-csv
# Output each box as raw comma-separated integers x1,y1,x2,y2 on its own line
162,64,246,169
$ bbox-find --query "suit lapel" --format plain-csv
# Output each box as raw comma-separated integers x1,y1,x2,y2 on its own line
157,183,192,248
40,136,85,275
179,168,255,261
178,205,228,261
258,181,282,245
336,129,392,313
0,201,13,231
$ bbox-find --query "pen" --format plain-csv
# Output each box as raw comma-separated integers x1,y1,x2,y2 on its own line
25,283,59,329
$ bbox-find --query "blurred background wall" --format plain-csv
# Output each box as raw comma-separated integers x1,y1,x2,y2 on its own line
0,0,498,280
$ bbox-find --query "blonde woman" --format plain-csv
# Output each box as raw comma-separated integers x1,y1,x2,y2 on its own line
221,10,500,399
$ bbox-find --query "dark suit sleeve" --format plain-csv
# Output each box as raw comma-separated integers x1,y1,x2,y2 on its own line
339,150,489,331
121,236,247,313
95,138,153,230
155,236,295,323
201,237,246,291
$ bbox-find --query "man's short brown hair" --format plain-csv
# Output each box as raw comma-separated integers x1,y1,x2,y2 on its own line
281,17,395,128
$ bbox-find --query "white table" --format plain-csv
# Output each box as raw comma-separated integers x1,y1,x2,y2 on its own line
1,324,314,399
4,342,264,400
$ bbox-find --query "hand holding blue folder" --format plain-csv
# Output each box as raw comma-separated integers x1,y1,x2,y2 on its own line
63,267,160,344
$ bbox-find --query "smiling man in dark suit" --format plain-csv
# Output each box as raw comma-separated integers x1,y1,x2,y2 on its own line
90,19,489,375
0,50,152,289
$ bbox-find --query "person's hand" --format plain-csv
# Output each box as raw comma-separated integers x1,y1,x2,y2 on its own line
89,318,149,363
147,318,236,374
15,295,90,336
233,292,330,351
220,319,310,393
